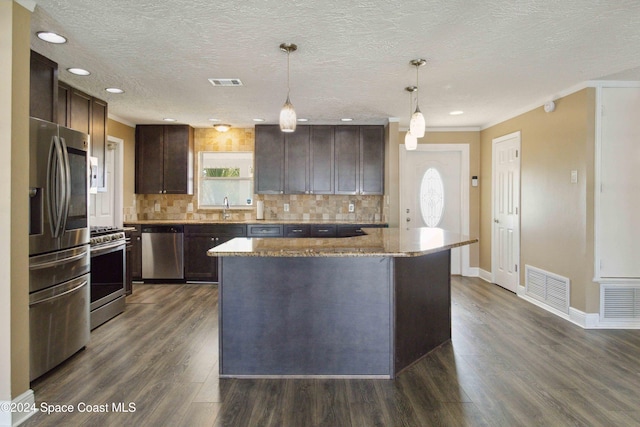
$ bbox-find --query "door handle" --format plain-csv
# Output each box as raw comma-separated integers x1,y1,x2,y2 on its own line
406,218,411,222
494,219,499,223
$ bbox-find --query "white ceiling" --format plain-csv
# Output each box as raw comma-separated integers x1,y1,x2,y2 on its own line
28,0,640,130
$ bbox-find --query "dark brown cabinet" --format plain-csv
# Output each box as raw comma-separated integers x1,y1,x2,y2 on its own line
335,126,385,195
256,125,383,195
359,126,385,195
255,125,285,194
30,50,58,122
184,224,246,282
334,127,360,194
135,125,194,194
310,126,335,194
57,83,109,188
285,126,310,194
126,225,142,281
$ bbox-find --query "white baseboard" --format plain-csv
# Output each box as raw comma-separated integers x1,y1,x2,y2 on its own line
0,389,37,427
478,268,492,283
463,267,480,277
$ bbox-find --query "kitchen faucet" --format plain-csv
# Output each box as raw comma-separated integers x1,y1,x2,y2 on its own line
223,196,231,220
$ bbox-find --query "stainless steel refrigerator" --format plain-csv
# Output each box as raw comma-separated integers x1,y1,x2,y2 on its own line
29,117,91,381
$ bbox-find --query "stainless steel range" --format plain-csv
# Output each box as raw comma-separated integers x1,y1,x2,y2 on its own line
90,226,126,329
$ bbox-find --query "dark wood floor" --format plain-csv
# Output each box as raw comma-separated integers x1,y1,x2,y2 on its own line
25,277,640,426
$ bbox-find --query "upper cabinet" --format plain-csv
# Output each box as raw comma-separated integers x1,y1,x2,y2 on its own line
309,126,335,194
30,50,109,188
255,124,384,195
254,125,285,194
359,126,385,195
30,50,58,122
57,83,109,189
135,124,194,194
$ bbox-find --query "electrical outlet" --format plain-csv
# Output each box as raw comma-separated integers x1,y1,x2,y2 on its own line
284,203,289,212
187,203,193,212
154,202,160,212
348,203,355,213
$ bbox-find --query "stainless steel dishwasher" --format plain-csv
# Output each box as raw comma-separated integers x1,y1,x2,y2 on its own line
141,225,184,279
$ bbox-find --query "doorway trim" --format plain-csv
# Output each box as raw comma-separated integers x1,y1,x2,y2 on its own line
107,135,124,227
491,131,521,288
399,143,471,275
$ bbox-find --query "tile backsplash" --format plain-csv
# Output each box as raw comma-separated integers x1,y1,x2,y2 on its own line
125,193,384,222
124,127,386,223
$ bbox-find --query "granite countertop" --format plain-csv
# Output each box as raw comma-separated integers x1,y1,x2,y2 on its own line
125,219,387,225
207,227,478,258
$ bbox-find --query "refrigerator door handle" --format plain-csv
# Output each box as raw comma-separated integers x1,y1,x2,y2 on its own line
29,247,89,270
46,135,65,238
58,136,71,235
29,280,88,306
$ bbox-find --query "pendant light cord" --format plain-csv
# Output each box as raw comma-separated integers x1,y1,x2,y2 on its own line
287,50,291,98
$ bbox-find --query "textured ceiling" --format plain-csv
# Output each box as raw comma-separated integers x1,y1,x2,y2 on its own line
29,0,640,130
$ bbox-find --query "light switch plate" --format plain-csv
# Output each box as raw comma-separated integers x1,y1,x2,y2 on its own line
571,170,578,184
154,202,160,212
284,203,289,212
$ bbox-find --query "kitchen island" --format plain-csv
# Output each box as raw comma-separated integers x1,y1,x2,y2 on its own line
208,227,477,378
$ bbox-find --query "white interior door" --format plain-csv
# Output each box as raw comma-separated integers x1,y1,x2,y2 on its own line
492,132,520,292
598,87,640,278
89,136,123,227
400,144,469,275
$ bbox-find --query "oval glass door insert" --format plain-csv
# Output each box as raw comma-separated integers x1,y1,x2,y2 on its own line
420,167,445,227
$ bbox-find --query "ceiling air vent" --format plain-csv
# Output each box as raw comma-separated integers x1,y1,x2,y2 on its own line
208,78,243,87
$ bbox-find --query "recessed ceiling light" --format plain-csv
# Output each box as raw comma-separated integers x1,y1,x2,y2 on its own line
449,110,464,116
163,118,177,122
36,31,67,44
253,118,265,122
297,118,308,122
67,67,91,76
208,118,221,122
341,118,353,122
105,87,124,94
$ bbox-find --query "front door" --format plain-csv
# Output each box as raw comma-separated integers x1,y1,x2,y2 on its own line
492,132,521,292
400,144,469,275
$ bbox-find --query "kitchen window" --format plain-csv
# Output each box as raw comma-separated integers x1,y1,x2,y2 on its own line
198,152,254,209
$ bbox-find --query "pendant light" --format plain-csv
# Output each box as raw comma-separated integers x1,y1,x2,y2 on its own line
279,43,297,133
409,59,427,138
404,86,418,150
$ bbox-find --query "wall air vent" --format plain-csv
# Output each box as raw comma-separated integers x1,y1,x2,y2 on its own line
601,285,640,321
208,78,243,87
525,265,570,314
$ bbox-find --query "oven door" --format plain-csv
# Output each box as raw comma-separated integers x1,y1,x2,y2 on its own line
90,240,126,311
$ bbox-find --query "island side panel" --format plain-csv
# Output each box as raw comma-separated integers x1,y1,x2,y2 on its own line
394,249,451,375
219,256,393,377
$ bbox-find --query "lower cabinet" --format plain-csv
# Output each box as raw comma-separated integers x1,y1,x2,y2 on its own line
184,225,247,282
126,226,142,282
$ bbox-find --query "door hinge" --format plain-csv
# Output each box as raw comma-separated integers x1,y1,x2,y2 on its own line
515,264,518,273
516,150,519,158
515,207,518,215
601,104,605,116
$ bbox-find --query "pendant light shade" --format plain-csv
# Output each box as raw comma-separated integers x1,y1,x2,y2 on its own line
280,95,296,133
405,130,418,150
409,59,427,138
410,107,425,139
404,86,418,150
279,43,297,133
